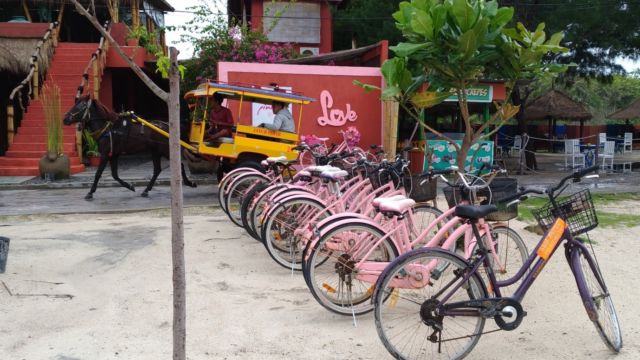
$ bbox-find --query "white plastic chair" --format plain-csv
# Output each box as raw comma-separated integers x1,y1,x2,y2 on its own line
623,132,633,153
564,139,584,169
601,140,615,171
509,135,522,157
598,132,607,145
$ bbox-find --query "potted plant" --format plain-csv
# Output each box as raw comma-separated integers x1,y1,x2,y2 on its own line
83,129,101,167
39,85,70,180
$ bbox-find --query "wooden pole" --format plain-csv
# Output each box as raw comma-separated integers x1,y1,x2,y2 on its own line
93,60,100,99
383,100,399,159
33,62,39,100
7,105,15,146
22,0,32,22
131,0,140,28
76,124,83,163
168,47,186,360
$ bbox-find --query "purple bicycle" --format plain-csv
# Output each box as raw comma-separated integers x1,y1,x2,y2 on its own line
373,165,622,359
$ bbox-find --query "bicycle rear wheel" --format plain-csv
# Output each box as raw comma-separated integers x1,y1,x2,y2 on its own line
240,182,268,240
305,223,399,316
262,197,330,270
373,248,487,360
572,246,622,352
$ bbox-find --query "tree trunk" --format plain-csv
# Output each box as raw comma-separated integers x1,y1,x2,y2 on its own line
513,86,537,171
168,47,186,360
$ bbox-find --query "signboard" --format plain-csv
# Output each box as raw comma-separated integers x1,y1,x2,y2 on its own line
251,86,292,127
444,85,493,103
424,140,494,171
218,62,384,146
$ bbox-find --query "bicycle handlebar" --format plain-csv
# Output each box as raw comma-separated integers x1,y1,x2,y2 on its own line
496,165,600,206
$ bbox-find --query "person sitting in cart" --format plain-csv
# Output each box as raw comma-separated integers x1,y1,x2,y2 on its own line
259,100,295,133
205,93,234,141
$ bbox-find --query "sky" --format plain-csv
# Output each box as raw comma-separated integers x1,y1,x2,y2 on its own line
163,0,640,71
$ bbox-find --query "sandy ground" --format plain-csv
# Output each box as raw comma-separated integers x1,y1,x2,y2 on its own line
1,205,639,360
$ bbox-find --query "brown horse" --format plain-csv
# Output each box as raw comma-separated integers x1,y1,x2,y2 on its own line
63,96,197,200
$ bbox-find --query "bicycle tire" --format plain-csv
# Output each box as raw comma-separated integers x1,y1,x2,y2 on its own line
572,245,622,352
240,182,268,241
304,222,399,316
261,197,331,270
373,248,487,360
251,185,311,243
225,173,269,227
218,168,259,213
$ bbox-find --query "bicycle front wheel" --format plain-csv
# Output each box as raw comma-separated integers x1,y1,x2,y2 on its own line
573,246,622,352
373,248,487,360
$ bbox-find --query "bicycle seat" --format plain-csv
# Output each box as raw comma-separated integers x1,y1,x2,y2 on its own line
378,198,416,215
308,165,338,176
320,169,349,182
454,204,498,220
266,155,290,164
294,170,313,182
372,195,407,208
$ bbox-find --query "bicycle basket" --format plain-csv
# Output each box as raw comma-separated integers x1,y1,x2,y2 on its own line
531,189,598,236
408,175,437,202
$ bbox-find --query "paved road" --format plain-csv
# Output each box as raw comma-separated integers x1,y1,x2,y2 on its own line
0,184,218,216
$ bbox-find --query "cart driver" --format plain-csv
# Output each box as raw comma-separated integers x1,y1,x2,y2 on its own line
205,93,234,141
259,100,295,133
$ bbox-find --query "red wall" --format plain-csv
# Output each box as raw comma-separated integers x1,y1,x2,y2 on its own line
219,63,383,147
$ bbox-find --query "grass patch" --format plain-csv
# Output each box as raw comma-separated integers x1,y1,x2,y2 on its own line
515,192,640,228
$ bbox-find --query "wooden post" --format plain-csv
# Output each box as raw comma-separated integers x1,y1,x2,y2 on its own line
22,0,32,22
33,62,39,100
168,47,186,360
7,105,15,146
383,100,399,160
93,60,100,99
76,124,83,163
131,0,140,28
58,1,66,24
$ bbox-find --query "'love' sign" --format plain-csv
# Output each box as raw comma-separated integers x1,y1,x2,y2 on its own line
317,90,358,126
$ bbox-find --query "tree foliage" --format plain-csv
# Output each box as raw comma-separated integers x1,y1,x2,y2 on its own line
332,0,404,50
173,1,296,91
369,0,567,169
500,0,640,82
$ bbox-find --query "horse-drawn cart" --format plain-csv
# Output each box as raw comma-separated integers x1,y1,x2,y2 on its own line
132,82,315,172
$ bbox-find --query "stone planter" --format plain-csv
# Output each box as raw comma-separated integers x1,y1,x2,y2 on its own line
39,151,70,180
88,155,101,167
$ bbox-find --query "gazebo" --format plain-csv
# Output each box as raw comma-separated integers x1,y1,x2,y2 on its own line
608,98,640,122
525,89,593,151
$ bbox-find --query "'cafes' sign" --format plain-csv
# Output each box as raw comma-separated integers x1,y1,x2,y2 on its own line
444,85,493,103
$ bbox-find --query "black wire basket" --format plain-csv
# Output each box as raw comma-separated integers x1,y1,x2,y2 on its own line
531,189,598,236
408,175,438,202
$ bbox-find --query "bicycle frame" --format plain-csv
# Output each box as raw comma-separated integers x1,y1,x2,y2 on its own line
439,217,596,318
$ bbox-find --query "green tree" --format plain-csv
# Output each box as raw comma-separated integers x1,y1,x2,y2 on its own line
332,0,404,50
501,0,640,82
367,0,567,169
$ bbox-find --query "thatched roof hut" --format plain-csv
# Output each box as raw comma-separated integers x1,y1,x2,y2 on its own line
524,89,593,121
0,38,53,76
608,98,640,121
525,89,593,143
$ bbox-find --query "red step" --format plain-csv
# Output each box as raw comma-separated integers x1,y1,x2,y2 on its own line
0,156,82,167
0,164,85,176
1,42,98,177
5,150,75,158
8,143,77,152
12,134,76,143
